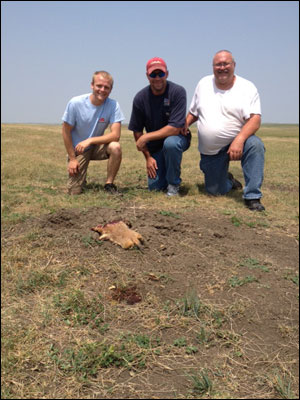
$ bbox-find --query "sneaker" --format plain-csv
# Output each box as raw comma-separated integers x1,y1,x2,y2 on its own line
244,199,265,212
104,183,118,193
228,172,242,190
166,184,179,196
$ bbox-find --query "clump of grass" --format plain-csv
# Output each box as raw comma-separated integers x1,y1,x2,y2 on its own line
188,370,213,396
181,290,202,318
272,372,296,399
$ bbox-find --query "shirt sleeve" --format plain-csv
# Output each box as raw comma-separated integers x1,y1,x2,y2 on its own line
189,83,200,117
167,86,187,128
62,100,76,126
128,96,145,132
243,85,261,120
109,101,125,124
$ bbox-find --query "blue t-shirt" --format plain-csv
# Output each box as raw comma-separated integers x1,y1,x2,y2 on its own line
62,94,125,148
128,81,187,154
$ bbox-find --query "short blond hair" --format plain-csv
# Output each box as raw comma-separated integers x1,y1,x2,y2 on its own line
92,71,114,88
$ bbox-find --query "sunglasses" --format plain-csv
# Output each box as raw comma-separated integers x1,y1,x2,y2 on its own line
149,71,166,78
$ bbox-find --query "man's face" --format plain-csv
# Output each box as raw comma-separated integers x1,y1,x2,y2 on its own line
91,75,112,105
213,52,236,89
147,69,168,95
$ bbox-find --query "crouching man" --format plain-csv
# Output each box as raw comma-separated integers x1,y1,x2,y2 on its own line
62,70,125,194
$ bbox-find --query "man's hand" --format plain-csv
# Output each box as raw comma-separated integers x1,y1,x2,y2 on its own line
136,135,148,151
68,159,79,176
227,137,244,160
146,157,158,179
75,138,92,155
180,123,189,136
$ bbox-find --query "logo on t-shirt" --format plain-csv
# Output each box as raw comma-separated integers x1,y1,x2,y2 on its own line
164,98,170,106
99,118,105,123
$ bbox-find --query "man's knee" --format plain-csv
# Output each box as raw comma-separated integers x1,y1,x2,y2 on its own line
163,136,181,152
107,141,122,156
245,135,265,154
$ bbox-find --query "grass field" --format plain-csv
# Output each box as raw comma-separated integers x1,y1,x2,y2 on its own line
1,124,299,223
1,123,299,399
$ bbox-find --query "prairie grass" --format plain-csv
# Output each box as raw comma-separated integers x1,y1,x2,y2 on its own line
1,123,299,226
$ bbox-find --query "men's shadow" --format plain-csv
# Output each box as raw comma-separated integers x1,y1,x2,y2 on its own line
196,183,244,205
84,183,104,192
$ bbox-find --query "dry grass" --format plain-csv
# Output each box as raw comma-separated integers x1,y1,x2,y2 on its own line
1,123,299,399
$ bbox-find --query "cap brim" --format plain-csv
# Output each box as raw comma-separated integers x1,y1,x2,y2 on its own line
147,65,167,74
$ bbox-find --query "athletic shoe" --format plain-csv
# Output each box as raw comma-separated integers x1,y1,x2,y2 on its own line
166,184,179,196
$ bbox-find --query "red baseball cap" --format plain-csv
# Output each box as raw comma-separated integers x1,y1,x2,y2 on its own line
146,57,167,75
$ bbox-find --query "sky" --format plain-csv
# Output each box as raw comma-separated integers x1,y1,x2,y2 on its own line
1,1,299,124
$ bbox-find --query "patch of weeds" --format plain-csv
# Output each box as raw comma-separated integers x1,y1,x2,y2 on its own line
231,216,242,227
159,210,180,219
81,235,103,248
196,326,214,346
228,275,258,288
4,212,29,224
173,338,198,354
239,257,270,272
185,345,198,354
53,290,105,328
187,370,213,396
215,330,240,348
122,333,161,351
245,220,269,228
48,342,132,378
173,337,187,347
284,272,299,286
16,271,59,294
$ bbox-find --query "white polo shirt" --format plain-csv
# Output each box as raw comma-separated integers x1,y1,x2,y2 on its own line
189,75,261,155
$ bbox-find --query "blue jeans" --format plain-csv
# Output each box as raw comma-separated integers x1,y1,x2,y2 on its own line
148,134,191,191
200,135,265,200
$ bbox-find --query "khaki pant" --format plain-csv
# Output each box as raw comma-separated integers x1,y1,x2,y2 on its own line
67,144,109,195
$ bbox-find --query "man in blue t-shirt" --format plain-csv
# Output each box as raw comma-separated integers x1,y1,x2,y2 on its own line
128,57,191,196
62,71,125,195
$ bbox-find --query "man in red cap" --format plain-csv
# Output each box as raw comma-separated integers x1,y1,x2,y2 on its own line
128,57,191,196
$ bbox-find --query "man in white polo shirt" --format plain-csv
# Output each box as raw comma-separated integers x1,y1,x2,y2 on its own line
62,71,124,195
185,50,265,211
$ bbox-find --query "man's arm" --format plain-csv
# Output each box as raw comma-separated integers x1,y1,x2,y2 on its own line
62,122,76,159
62,122,80,176
180,112,198,134
133,131,158,179
186,112,198,127
136,125,180,151
228,114,261,160
75,122,121,154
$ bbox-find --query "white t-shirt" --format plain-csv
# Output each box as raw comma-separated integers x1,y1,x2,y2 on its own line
62,94,125,148
189,75,261,155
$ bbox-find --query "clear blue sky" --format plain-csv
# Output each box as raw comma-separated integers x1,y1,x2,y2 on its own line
1,1,299,124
